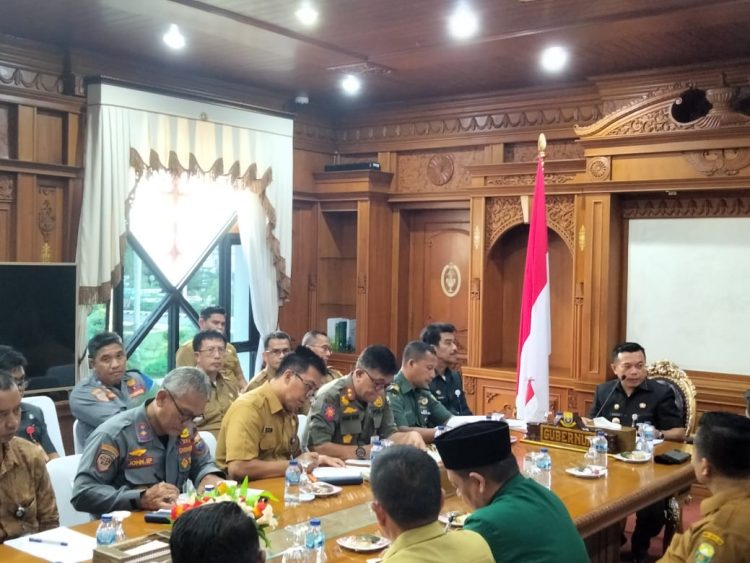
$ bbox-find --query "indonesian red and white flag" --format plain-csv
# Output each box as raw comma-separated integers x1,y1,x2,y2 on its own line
515,156,551,423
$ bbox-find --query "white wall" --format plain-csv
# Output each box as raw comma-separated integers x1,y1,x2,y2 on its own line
626,217,750,376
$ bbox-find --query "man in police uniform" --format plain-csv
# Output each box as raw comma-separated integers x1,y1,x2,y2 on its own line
659,412,750,563
0,370,59,543
71,367,223,516
588,341,685,562
387,341,452,444
216,348,343,480
175,306,247,389
244,331,292,392
307,345,425,460
0,346,59,460
302,330,344,384
435,420,589,563
371,445,494,563
70,332,152,448
192,330,239,439
420,323,472,416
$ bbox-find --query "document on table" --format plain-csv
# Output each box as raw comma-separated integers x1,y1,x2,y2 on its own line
5,527,96,562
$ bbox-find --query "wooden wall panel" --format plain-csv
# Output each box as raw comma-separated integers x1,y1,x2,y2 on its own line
0,103,13,158
35,110,64,165
407,209,470,354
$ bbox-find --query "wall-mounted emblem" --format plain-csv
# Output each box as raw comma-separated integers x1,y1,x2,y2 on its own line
440,262,461,298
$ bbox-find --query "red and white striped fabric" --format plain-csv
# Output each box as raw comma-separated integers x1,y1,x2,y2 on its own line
515,157,551,423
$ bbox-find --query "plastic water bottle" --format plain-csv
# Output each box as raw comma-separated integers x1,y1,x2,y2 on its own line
96,514,117,547
304,518,327,562
535,448,552,489
592,431,608,468
370,439,383,463
114,514,127,543
285,460,302,507
204,484,215,494
643,423,655,454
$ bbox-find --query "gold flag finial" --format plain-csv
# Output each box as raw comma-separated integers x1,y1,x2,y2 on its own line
538,133,547,157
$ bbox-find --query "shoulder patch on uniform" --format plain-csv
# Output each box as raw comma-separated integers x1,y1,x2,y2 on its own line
91,387,111,402
373,396,384,409
694,542,716,563
95,443,119,472
323,404,337,422
701,532,723,546
136,421,153,443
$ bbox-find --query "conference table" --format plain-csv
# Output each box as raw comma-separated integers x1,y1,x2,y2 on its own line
1,437,694,563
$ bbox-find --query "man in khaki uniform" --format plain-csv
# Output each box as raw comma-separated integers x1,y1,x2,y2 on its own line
175,306,246,388
658,412,750,563
0,370,59,542
387,341,453,444
193,331,239,439
371,445,493,563
244,331,291,392
302,330,344,384
216,348,343,480
307,345,426,461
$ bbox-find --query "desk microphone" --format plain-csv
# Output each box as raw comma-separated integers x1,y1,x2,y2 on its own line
592,377,623,419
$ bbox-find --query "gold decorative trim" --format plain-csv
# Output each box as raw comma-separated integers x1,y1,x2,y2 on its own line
683,148,750,177
622,195,750,218
586,156,611,182
578,224,586,252
485,196,524,248
470,277,480,301
0,174,13,202
486,173,574,186
647,360,697,434
128,148,290,302
473,225,481,251
38,198,56,263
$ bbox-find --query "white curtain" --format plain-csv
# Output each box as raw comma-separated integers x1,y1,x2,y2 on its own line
76,83,293,379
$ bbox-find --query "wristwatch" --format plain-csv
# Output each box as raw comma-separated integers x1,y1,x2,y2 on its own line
355,445,367,460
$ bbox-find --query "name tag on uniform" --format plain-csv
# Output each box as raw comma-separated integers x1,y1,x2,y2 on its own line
263,426,274,433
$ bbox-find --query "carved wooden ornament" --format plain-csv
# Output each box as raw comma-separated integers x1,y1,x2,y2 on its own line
440,262,461,298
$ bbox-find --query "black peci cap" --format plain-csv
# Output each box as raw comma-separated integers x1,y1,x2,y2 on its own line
434,420,512,470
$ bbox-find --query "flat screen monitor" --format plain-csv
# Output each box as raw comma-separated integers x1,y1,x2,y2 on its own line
0,263,76,394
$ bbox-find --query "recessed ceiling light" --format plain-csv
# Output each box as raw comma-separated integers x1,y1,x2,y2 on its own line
341,74,362,96
295,3,319,26
163,24,186,50
448,5,479,40
540,46,568,73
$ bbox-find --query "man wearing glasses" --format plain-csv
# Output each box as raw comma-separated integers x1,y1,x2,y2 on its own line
244,330,292,392
302,330,344,384
0,346,59,460
216,347,344,480
72,367,223,516
175,306,247,389
70,332,153,448
307,345,426,461
192,330,239,439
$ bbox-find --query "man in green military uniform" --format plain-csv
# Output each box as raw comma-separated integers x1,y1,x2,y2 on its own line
435,420,589,563
658,412,750,563
307,345,425,460
387,341,452,444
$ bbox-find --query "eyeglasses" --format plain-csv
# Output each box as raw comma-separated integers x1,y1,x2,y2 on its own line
197,346,226,356
292,372,320,398
361,369,389,391
266,347,291,357
165,388,205,425
310,344,332,353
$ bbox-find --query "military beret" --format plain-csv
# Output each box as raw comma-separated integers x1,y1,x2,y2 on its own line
434,420,512,470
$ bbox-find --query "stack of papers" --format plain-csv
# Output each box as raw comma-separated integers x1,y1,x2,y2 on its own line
591,417,622,430
5,527,96,563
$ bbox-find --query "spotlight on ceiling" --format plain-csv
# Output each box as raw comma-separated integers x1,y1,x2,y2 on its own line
540,46,569,73
163,24,186,50
448,5,479,40
295,3,319,26
340,74,362,96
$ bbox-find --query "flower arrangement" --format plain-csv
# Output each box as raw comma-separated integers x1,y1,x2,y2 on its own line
170,477,279,547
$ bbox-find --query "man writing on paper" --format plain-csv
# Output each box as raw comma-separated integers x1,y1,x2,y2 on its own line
387,341,452,443
0,370,58,542
589,342,685,562
370,445,494,562
435,420,589,563
72,367,223,515
658,412,750,563
216,347,343,480
308,345,425,460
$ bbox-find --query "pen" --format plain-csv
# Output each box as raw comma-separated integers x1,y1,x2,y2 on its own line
29,538,69,546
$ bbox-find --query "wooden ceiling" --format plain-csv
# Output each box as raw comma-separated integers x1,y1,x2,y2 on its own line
1,0,750,114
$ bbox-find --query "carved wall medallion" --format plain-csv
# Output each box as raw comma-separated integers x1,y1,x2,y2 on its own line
440,262,461,298
683,148,750,177
426,154,454,186
547,195,576,255
586,156,611,181
0,174,13,202
485,196,524,249
622,195,750,219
